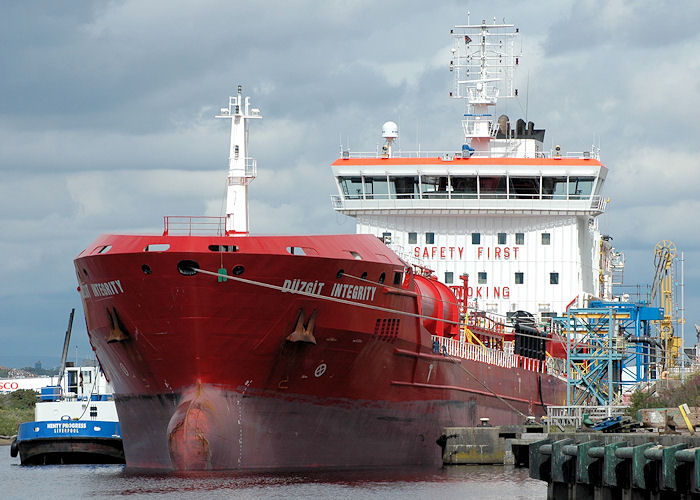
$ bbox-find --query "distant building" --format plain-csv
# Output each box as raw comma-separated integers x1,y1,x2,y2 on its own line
0,376,55,394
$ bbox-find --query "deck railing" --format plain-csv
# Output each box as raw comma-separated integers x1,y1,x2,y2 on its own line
341,149,600,160
545,405,626,432
163,216,226,236
432,335,546,373
331,194,606,214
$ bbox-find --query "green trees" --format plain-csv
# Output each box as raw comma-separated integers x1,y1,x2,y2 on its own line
627,373,700,417
0,389,36,436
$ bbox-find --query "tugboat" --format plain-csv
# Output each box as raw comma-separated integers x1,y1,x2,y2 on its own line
10,310,124,465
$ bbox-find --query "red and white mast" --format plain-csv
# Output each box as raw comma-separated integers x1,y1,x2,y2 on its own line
216,85,262,234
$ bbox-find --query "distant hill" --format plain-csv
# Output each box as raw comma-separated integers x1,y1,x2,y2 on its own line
0,365,59,378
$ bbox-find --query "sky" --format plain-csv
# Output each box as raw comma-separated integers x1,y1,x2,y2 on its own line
1,0,699,367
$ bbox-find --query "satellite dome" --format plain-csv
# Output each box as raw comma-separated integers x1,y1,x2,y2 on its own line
382,121,399,139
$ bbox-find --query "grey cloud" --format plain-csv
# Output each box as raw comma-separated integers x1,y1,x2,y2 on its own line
544,0,700,55
1,0,699,365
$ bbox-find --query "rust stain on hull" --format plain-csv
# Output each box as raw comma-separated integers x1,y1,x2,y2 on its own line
167,386,214,470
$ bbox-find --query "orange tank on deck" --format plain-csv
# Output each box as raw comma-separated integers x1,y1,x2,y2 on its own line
414,275,460,338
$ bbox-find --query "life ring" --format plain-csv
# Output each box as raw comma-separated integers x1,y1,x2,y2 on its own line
661,371,669,380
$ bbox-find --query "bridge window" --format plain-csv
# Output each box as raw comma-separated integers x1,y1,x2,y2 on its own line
479,176,507,198
364,176,389,199
515,272,524,284
542,176,567,199
478,272,487,284
451,176,477,198
408,232,417,244
509,177,540,198
568,176,595,198
421,176,449,198
472,233,480,244
515,233,525,245
541,233,551,245
425,232,435,244
550,272,559,285
445,272,453,284
390,176,419,199
338,177,363,199
498,233,507,245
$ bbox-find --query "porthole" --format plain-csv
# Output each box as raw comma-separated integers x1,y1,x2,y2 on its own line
177,260,199,276
232,265,245,275
142,264,152,275
336,269,344,279
361,272,368,280
378,272,386,284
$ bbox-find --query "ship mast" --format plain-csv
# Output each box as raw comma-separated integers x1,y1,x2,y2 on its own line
216,85,262,234
450,18,519,155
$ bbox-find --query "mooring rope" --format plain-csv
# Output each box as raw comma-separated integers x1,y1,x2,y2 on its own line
192,267,460,327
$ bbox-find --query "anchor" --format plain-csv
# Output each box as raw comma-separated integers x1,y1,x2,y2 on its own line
106,307,130,343
286,309,317,344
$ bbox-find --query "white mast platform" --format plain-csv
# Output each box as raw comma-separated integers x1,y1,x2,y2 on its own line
216,85,262,234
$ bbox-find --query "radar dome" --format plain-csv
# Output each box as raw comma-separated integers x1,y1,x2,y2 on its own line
382,121,399,139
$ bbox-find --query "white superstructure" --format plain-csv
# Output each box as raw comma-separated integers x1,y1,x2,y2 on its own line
331,18,623,320
35,365,118,422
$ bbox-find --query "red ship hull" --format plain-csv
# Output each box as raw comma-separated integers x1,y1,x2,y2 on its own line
75,232,566,470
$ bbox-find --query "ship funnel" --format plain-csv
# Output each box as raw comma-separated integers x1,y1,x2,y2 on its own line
497,115,509,138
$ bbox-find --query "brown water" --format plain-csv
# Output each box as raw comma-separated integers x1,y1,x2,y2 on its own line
1,445,546,499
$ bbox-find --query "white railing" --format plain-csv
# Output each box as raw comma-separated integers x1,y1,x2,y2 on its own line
545,405,626,432
431,335,546,373
341,148,600,160
331,194,605,214
245,157,257,177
